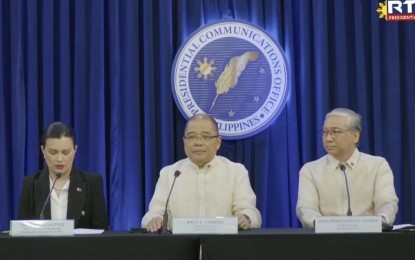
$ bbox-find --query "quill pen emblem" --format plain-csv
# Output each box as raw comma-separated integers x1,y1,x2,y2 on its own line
210,51,259,111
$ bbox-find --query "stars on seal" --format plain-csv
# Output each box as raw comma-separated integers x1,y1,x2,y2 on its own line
253,96,260,103
259,68,266,74
194,57,217,80
228,110,235,117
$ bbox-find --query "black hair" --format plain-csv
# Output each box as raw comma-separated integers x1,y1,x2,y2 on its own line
185,114,219,135
41,122,76,147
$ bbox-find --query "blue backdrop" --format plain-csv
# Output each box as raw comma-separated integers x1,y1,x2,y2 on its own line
1,0,414,231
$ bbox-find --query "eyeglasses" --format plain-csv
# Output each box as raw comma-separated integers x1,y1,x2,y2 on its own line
321,129,350,139
183,134,219,142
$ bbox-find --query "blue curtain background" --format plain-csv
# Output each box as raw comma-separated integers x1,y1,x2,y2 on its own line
1,0,414,231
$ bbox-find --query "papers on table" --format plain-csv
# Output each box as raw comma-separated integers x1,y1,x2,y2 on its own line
74,228,105,235
392,224,415,231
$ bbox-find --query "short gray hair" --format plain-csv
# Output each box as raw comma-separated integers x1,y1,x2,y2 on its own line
326,108,362,132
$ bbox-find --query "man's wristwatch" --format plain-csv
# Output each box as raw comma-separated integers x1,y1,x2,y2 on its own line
243,214,251,225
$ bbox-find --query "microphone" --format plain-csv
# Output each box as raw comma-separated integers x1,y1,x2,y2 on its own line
161,170,181,235
40,173,62,219
339,164,352,216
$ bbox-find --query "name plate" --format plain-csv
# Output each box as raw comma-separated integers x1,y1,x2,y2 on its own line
315,216,382,233
172,217,238,234
10,220,74,236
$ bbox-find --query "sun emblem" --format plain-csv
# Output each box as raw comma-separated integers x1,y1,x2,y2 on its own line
194,57,217,80
376,1,387,19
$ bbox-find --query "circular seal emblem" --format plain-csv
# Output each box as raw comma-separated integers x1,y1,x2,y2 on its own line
171,20,290,140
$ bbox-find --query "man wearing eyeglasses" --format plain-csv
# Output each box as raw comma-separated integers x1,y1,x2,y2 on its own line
142,114,261,232
296,108,398,228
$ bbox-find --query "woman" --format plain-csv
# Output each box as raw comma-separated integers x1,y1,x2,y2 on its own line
18,122,109,230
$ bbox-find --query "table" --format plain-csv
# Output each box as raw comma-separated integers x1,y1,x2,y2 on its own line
200,228,415,260
2,229,415,260
0,231,199,260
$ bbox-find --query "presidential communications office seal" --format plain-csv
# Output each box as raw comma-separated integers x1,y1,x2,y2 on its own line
171,20,290,140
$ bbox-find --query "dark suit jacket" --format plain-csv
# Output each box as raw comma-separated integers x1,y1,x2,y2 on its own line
18,168,109,230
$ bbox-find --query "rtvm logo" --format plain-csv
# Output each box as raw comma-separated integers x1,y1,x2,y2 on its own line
377,0,415,21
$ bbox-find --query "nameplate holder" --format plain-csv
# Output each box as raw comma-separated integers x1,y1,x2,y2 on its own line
172,217,238,234
315,216,382,233
10,220,74,237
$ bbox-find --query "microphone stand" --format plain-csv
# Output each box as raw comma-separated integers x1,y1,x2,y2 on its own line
340,165,352,216
40,173,62,219
161,170,181,235
161,211,171,235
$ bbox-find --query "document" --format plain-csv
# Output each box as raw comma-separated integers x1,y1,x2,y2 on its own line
392,224,415,231
74,228,105,235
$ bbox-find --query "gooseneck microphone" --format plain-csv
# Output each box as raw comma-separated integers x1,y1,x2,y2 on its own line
40,173,62,219
339,164,352,216
161,170,181,235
